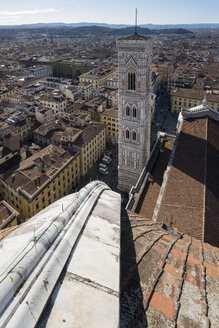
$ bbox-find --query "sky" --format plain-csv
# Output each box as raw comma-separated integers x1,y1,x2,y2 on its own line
0,0,218,26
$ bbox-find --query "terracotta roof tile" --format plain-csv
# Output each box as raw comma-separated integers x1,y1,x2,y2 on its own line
135,115,219,248
118,34,151,41
136,139,174,218
120,211,219,328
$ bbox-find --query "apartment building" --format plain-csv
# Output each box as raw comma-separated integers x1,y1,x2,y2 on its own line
167,66,198,93
31,65,52,79
0,86,18,101
63,85,82,102
34,120,106,177
170,87,219,113
100,108,118,143
0,111,34,141
39,94,67,113
79,66,117,90
35,107,54,124
78,81,93,101
73,123,106,176
0,145,80,221
33,121,82,148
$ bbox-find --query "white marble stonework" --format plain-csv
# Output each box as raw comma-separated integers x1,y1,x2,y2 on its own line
0,181,120,328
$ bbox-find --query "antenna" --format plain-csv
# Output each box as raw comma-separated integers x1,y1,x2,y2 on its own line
135,8,137,35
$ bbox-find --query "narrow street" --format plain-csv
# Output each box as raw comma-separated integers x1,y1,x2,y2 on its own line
151,90,177,147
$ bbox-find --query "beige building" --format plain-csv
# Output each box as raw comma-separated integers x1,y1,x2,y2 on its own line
62,85,82,102
78,81,94,101
0,145,80,221
100,108,118,143
35,107,54,124
168,66,197,93
107,90,118,108
79,66,117,90
33,120,82,148
39,95,67,113
2,133,20,152
34,120,106,177
0,112,34,141
170,87,219,113
73,123,106,176
0,87,18,101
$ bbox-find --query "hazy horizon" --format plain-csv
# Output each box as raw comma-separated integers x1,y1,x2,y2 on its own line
0,21,219,27
0,0,218,26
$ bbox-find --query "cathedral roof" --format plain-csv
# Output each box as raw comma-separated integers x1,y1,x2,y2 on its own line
121,211,219,328
128,103,219,248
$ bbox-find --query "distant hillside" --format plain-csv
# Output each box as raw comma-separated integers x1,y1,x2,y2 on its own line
0,22,218,30
0,25,193,39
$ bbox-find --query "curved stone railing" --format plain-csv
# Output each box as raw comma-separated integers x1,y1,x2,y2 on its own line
182,105,219,121
0,181,111,328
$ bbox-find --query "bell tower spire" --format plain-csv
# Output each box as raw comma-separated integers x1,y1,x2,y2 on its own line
135,8,138,35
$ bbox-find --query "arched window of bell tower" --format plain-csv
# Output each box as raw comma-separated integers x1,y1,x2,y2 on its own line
125,129,130,139
132,131,137,141
126,105,130,116
128,72,136,90
133,106,137,118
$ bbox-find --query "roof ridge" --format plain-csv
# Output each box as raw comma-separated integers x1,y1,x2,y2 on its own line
200,241,210,325
121,232,168,290
173,237,192,322
202,118,208,243
143,234,181,312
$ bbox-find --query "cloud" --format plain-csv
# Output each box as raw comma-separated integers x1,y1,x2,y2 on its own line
0,8,64,16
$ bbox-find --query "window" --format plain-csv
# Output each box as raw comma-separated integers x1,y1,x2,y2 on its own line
126,105,130,116
126,129,130,139
128,72,136,90
133,106,137,118
132,131,137,141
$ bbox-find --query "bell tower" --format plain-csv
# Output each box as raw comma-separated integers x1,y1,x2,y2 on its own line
117,31,152,192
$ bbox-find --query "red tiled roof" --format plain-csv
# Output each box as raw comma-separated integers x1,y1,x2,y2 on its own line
156,118,219,247
136,117,219,248
120,211,219,328
136,140,174,218
118,34,150,41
